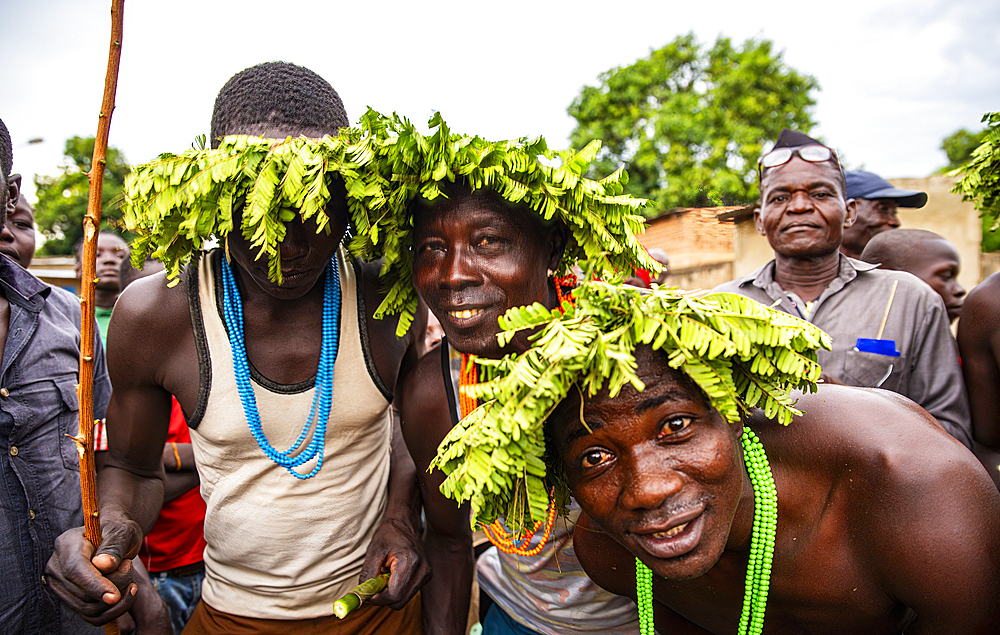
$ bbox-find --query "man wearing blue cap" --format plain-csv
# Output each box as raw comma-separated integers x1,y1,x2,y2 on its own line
840,170,928,259
716,129,971,448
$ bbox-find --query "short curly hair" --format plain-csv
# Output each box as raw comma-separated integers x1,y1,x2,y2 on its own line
209,62,348,147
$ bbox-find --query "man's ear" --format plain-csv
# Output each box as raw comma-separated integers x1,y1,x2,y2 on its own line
843,198,857,229
546,223,569,271
5,173,21,221
753,207,765,236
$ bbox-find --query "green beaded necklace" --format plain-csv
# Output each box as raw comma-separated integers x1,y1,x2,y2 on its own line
635,427,777,635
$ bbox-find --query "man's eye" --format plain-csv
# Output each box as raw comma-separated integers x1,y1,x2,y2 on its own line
659,416,693,437
770,195,787,203
580,449,610,469
13,222,31,230
476,236,501,248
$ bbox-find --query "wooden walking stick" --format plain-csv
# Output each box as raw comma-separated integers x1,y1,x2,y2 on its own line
72,1,124,633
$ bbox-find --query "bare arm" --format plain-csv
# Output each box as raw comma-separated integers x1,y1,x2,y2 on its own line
957,276,1000,487
398,348,474,635
160,442,199,502
46,276,188,624
865,437,1000,633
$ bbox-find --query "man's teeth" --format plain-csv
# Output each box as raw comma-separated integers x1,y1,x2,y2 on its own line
451,309,482,319
651,523,688,539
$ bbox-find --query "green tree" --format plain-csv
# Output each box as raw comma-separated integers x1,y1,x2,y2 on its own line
952,113,1000,252
941,127,988,173
568,33,818,214
33,136,130,256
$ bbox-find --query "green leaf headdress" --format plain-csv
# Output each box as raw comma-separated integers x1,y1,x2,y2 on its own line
120,109,657,335
430,281,831,537
345,109,659,336
121,131,371,284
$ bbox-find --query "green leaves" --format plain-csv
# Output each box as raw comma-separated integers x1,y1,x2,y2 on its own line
121,110,657,337
429,281,831,536
952,112,1000,238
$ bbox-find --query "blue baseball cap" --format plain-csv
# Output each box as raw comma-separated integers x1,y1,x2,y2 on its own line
845,170,927,208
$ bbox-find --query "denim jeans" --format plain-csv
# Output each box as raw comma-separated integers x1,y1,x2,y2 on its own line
150,568,204,635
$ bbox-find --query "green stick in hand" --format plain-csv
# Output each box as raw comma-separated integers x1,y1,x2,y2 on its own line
333,573,389,619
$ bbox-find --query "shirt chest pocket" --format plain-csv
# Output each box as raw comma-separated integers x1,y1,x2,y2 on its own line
843,350,908,392
55,380,82,471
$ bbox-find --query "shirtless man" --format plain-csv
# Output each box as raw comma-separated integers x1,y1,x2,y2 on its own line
557,347,1000,634
957,274,1000,488
45,62,427,633
444,281,1000,633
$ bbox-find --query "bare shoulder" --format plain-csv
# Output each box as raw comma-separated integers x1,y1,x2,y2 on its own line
765,385,980,480
397,342,453,471
960,272,1000,341
106,264,198,407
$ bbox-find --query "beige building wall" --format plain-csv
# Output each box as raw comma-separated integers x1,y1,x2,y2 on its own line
889,175,981,291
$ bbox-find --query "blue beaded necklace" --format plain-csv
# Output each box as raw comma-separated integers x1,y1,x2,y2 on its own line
220,256,341,479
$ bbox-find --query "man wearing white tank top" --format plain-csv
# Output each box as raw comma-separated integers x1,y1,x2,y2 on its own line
45,62,428,634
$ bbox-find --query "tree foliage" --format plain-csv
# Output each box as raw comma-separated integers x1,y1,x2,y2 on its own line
568,34,818,214
941,127,988,173
33,136,130,256
952,113,1000,252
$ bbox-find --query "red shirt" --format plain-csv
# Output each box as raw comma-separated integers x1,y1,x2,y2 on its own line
139,398,207,572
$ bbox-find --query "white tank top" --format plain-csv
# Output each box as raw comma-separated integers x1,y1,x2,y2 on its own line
187,247,392,619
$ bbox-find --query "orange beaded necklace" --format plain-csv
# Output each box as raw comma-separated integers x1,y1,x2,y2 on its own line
458,274,575,556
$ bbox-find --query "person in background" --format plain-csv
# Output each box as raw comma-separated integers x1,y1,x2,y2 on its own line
840,169,927,259
860,228,965,323
74,231,128,343
715,129,971,448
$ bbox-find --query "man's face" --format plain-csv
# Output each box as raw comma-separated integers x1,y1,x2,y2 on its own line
411,190,561,358
91,234,129,290
552,346,744,581
841,198,900,258
225,126,348,301
0,194,37,269
909,239,965,323
756,159,856,260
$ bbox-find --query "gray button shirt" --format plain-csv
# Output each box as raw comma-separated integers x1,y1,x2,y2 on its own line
715,256,972,448
0,256,110,634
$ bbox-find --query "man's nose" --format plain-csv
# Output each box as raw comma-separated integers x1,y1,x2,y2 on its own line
439,246,478,290
787,191,813,213
619,451,684,511
953,281,967,300
0,223,14,243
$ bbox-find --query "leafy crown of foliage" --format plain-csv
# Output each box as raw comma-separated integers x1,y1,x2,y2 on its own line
121,109,658,335
953,112,1000,234
430,281,831,535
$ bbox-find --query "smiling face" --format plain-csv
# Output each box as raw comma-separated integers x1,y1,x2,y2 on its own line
411,189,564,358
0,195,36,268
551,346,745,580
756,159,856,260
225,125,348,301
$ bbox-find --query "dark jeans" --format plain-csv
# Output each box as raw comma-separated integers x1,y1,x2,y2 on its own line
151,568,204,635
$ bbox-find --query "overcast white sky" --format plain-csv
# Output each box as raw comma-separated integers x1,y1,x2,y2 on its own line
3,0,998,203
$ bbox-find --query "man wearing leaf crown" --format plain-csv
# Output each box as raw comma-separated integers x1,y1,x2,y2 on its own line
45,62,428,634
352,116,657,634
715,129,971,448
434,282,1000,634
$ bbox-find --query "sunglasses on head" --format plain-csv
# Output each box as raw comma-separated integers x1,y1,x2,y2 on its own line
757,145,840,180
